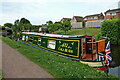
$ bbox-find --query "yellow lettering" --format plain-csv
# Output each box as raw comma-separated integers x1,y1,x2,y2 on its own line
65,49,68,52
71,50,73,53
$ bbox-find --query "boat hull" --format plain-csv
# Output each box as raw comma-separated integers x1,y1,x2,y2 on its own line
80,60,108,71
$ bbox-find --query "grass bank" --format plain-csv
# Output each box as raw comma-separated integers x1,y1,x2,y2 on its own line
53,28,101,36
1,36,118,78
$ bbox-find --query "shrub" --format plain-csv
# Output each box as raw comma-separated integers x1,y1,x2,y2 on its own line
101,19,120,45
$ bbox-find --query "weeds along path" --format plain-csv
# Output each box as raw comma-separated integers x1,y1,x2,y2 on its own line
2,40,53,78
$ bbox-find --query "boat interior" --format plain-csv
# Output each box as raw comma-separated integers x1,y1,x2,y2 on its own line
81,36,105,61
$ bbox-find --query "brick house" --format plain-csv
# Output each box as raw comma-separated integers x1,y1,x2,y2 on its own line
71,16,83,29
84,13,104,21
84,13,104,28
60,18,71,23
104,8,120,20
71,16,83,23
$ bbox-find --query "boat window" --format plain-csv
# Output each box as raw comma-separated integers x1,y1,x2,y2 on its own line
81,38,86,58
86,38,92,54
92,37,96,54
38,38,41,45
26,36,29,41
29,36,33,43
22,35,25,41
48,40,56,49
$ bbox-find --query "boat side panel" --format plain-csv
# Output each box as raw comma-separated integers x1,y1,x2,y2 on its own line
20,33,82,59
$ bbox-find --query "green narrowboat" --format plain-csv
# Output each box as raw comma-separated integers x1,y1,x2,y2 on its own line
20,32,108,71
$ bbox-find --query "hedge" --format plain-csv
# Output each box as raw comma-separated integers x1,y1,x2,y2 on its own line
101,19,120,45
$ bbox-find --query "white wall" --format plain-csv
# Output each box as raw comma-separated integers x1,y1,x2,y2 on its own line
85,20,104,28
71,22,83,29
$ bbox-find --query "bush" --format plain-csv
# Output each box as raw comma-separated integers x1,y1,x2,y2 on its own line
101,19,120,45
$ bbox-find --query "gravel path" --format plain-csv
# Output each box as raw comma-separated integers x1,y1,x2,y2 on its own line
2,40,53,78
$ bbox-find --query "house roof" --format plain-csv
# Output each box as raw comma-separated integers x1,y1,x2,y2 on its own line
104,8,120,14
84,13,103,18
73,16,83,22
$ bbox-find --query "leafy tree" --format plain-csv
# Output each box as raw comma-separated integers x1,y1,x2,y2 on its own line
62,18,72,34
4,23,13,28
46,21,53,25
79,19,83,22
54,22,62,29
32,25,42,32
20,18,30,24
11,18,32,40
47,24,59,33
46,21,63,33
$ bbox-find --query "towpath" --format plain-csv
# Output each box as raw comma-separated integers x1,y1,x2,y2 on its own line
2,40,53,78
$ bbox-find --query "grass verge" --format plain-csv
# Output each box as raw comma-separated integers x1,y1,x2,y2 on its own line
1,36,118,78
53,28,101,36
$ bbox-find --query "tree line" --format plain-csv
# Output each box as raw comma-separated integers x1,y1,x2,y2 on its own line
46,18,71,34
3,18,72,40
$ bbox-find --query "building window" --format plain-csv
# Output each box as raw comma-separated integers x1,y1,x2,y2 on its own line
94,16,98,19
106,13,110,16
112,13,116,16
91,17,93,19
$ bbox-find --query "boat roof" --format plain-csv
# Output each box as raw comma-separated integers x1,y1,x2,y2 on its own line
22,32,84,38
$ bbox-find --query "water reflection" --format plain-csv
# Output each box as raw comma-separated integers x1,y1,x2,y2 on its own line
109,66,120,77
110,45,120,67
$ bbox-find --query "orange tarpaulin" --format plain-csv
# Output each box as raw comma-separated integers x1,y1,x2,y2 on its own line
97,40,105,53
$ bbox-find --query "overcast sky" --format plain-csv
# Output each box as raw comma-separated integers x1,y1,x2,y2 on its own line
0,0,119,26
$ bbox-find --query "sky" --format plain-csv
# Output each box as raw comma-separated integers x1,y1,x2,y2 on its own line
0,0,120,26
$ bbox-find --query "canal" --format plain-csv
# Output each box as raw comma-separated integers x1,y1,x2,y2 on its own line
109,45,120,77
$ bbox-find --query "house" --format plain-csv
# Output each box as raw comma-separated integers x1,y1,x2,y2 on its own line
71,16,83,23
84,13,104,28
71,16,83,29
104,8,120,20
84,13,104,21
60,18,71,23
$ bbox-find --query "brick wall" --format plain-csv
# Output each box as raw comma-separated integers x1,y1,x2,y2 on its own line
105,12,120,20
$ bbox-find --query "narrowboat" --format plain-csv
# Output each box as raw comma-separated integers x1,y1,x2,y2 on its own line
20,32,108,71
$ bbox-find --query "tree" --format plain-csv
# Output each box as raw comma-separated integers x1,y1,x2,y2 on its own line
11,18,32,40
46,21,53,25
46,21,63,33
20,18,30,24
54,22,62,29
62,18,72,34
79,19,83,22
11,19,20,40
4,23,13,28
101,19,120,45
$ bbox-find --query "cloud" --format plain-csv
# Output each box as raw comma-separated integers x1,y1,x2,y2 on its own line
118,1,120,8
1,0,120,3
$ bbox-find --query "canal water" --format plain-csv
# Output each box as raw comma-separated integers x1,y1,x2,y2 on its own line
109,45,120,77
